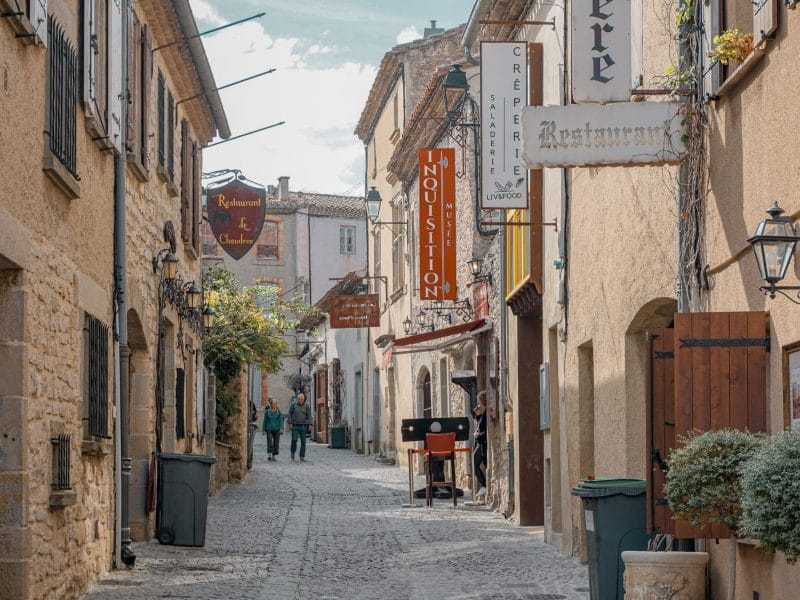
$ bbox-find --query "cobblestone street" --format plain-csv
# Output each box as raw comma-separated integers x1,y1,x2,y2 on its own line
82,437,589,600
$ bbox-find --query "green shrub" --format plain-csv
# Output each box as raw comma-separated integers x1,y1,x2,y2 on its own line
741,429,800,563
665,429,764,531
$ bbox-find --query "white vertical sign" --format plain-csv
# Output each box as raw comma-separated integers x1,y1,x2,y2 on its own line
572,0,632,103
480,42,528,209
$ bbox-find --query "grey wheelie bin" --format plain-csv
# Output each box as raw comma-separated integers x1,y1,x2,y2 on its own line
571,477,650,600
155,453,216,547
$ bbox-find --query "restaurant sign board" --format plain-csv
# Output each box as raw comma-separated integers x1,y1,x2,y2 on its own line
480,41,528,209
206,176,266,260
330,294,380,328
419,148,457,300
572,0,632,103
521,101,685,168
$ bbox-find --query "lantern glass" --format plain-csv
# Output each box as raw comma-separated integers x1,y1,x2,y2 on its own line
468,255,482,277
163,253,179,280
748,203,800,284
186,283,202,309
417,310,427,327
403,317,412,335
366,187,382,222
202,305,215,329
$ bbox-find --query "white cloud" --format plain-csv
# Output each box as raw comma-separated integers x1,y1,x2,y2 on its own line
197,19,375,194
396,25,421,44
190,0,224,26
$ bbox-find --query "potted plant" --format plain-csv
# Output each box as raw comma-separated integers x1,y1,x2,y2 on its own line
740,428,800,563
664,429,763,600
708,28,754,66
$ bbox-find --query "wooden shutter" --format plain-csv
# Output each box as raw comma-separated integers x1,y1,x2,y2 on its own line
702,0,722,96
140,25,152,170
125,6,137,153
108,0,123,152
180,120,191,242
30,0,48,46
192,140,202,253
82,0,96,114
646,328,677,535
529,42,543,294
175,368,185,438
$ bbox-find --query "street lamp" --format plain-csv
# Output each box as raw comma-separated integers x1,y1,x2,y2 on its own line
467,255,493,287
442,64,468,123
183,282,202,309
152,249,179,280
365,186,406,230
748,202,800,301
402,317,412,335
202,305,216,329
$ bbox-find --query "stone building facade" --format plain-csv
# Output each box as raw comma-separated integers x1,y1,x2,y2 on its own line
201,178,365,415
0,1,227,598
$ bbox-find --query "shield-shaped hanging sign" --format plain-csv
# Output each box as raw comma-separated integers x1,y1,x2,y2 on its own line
206,175,267,260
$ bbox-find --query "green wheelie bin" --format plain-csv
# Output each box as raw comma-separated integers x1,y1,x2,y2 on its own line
571,477,651,600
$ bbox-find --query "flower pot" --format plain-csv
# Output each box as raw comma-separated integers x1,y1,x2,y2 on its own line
622,551,709,599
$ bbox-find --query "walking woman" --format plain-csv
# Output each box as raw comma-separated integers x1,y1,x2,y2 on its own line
262,397,284,461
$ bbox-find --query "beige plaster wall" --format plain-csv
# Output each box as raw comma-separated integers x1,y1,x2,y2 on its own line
701,5,800,592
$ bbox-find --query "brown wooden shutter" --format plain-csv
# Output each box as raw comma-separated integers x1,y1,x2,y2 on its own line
140,25,152,170
529,42,543,294
192,140,202,253
646,311,769,539
180,119,191,242
125,8,137,153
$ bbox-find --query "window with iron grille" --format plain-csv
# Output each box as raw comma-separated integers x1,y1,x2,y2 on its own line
51,434,71,491
47,17,79,179
176,368,186,438
85,315,109,438
167,90,175,180
340,226,355,255
157,70,165,167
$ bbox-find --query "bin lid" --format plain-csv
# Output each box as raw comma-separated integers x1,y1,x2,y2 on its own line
158,452,217,464
570,477,646,497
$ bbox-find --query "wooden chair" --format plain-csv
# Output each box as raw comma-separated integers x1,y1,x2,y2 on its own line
424,432,457,507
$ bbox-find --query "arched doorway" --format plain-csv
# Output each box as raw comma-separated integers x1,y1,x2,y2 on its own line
127,308,152,541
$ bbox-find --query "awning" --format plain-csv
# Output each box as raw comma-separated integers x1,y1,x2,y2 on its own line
392,319,491,355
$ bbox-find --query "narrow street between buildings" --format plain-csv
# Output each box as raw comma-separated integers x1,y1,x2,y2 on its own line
82,437,589,600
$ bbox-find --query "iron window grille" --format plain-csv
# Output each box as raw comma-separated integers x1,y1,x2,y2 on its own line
47,17,79,179
157,70,165,167
85,315,110,438
51,434,72,491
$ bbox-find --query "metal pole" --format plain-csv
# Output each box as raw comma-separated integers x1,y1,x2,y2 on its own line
204,121,285,148
153,12,266,52
114,0,135,568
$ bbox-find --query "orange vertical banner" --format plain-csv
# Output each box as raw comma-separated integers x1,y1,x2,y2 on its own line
419,148,456,300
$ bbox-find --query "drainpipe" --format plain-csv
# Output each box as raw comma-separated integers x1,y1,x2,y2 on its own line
114,0,135,568
461,0,492,65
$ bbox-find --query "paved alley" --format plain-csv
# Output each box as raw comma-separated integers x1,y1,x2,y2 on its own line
82,437,589,600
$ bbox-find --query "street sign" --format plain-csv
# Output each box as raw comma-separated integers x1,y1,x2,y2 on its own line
330,294,380,328
206,176,266,260
419,148,457,300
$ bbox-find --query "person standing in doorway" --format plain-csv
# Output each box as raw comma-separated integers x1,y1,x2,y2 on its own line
473,397,488,499
262,397,283,461
289,392,313,461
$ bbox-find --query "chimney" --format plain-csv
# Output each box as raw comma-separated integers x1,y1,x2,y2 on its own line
278,176,289,201
423,20,444,38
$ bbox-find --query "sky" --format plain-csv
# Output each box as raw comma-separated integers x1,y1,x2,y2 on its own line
190,0,470,196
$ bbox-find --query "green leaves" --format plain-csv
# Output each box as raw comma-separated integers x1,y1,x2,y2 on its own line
740,429,800,563
665,429,765,531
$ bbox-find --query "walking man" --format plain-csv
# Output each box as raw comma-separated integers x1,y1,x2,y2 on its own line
289,392,313,461
473,397,488,499
262,397,283,461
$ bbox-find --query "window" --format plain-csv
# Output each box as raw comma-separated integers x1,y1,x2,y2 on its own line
140,26,153,170
84,315,109,438
391,200,405,293
176,368,185,439
180,119,191,242
167,90,175,180
51,433,71,491
256,221,280,259
47,17,79,179
340,226,356,254
393,93,399,131
157,70,165,168
787,347,800,429
4,0,48,46
372,228,381,292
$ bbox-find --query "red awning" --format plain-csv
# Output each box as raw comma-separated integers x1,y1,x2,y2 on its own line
393,318,487,347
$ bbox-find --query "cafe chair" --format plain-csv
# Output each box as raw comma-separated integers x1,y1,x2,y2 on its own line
424,432,457,507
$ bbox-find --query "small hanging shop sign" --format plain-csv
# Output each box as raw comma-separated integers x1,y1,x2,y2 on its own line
205,175,266,260
330,294,380,328
419,148,457,300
